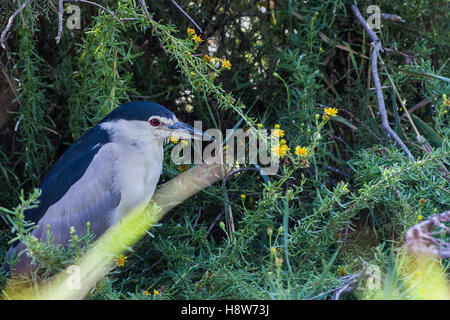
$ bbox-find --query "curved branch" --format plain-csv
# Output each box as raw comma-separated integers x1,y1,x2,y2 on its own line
169,0,202,33
351,5,413,160
1,0,30,50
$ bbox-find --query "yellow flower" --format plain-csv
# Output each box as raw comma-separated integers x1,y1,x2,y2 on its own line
203,54,213,62
272,143,290,158
241,194,246,200
154,289,160,296
178,164,189,171
295,146,308,157
143,290,150,296
169,136,179,144
192,34,203,43
337,267,347,276
418,215,423,221
324,107,338,118
275,257,284,267
274,124,280,129
116,254,127,267
187,28,195,35
280,139,287,145
257,123,263,129
271,128,285,138
221,58,231,70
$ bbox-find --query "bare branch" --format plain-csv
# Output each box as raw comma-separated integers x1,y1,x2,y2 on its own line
400,98,431,119
370,48,413,159
169,0,202,33
381,13,405,23
405,210,450,258
55,0,64,44
64,0,122,24
350,5,381,52
138,0,168,54
1,0,30,50
56,0,123,44
351,5,413,160
308,263,369,300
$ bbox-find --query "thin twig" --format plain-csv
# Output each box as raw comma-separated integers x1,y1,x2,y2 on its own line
222,167,260,244
370,48,413,159
138,0,153,22
56,0,122,44
380,13,405,23
400,98,431,119
308,263,368,300
0,211,11,228
326,102,383,143
55,0,64,44
1,0,30,50
138,0,168,54
350,5,381,52
0,62,23,110
182,207,202,244
204,210,225,239
351,5,413,160
384,47,419,64
64,0,122,24
169,0,202,33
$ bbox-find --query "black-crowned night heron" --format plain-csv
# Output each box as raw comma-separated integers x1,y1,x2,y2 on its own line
3,101,212,275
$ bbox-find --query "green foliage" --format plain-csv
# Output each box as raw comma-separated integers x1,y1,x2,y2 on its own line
0,0,448,299
1,189,94,278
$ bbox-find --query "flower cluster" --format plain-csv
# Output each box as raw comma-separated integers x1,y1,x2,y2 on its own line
271,140,290,158
187,28,202,43
271,124,284,138
269,124,311,160
143,289,160,296
203,54,232,70
169,136,179,144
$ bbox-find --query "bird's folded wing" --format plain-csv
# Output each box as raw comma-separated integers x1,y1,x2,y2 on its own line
6,143,122,274
33,143,121,244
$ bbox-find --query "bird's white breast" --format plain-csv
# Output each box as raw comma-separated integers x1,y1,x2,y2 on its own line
101,120,164,226
108,141,163,226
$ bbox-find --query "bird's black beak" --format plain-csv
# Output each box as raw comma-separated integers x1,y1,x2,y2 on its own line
169,122,214,141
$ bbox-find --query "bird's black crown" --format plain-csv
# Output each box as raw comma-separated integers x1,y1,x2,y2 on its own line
101,101,175,123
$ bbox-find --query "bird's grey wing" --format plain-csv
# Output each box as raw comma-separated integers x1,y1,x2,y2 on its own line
7,143,121,274
35,143,121,242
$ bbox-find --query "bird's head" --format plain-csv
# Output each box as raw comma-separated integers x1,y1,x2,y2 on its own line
99,101,213,145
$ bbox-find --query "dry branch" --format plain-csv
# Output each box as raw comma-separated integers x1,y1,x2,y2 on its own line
1,0,30,50
169,0,202,33
381,13,405,23
56,0,122,43
351,5,413,160
308,263,369,300
405,210,450,258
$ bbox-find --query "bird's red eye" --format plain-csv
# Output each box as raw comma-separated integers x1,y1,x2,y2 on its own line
150,118,160,126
